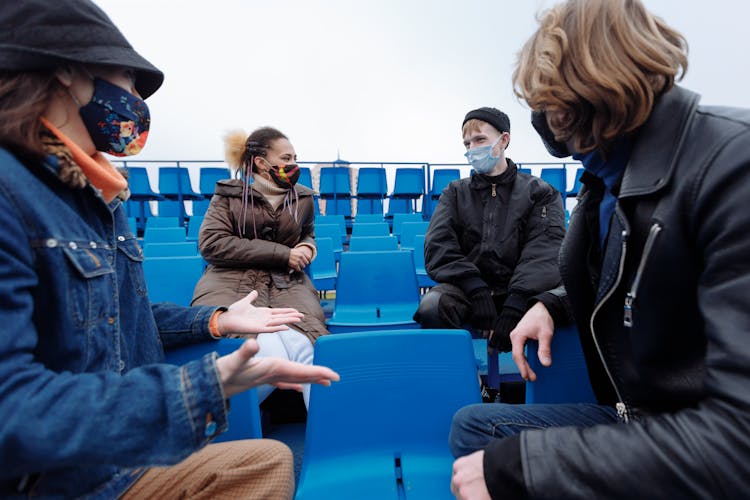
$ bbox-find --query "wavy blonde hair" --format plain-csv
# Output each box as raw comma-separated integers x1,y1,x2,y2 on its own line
513,0,688,153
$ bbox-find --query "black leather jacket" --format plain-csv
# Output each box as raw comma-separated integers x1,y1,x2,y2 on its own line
514,86,750,497
425,161,565,299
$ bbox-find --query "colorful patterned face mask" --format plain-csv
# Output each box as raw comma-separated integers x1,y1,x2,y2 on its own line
267,162,301,189
78,78,150,157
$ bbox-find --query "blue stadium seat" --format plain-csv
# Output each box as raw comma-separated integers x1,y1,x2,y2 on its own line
391,213,424,242
307,237,337,294
143,226,187,244
127,217,138,236
191,198,210,216
318,166,351,197
186,215,204,242
540,167,566,196
351,222,390,238
315,215,347,242
142,255,204,305
314,224,344,261
518,167,532,175
125,167,163,231
348,236,399,252
158,167,203,200
425,168,460,218
156,200,186,219
567,167,585,197
164,338,262,442
412,234,436,289
355,167,387,216
354,214,384,224
399,221,429,251
198,167,231,197
387,168,425,216
298,166,313,190
327,250,420,332
144,216,181,229
296,329,481,500
143,241,198,257
525,324,597,404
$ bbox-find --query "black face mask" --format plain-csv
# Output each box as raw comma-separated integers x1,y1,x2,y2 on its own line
267,163,301,189
531,111,571,158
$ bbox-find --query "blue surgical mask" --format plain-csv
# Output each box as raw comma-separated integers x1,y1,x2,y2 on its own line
464,135,503,174
76,77,151,157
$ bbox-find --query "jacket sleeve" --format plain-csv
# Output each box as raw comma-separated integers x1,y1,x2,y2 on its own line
295,196,317,259
485,134,750,498
507,181,566,300
0,191,228,477
198,193,291,270
152,302,223,349
424,183,486,292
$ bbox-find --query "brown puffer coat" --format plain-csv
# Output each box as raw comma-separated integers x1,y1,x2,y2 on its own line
191,178,328,343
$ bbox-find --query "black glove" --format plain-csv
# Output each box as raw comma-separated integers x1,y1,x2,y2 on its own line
468,287,497,330
489,305,525,352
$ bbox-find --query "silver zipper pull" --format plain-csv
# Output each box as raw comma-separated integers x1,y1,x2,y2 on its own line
623,293,634,327
542,206,547,218
616,402,630,422
491,183,497,197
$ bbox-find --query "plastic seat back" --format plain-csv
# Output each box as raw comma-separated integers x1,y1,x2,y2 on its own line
391,213,424,241
142,255,204,305
413,234,436,289
145,216,181,229
351,222,390,237
143,241,198,257
298,166,313,189
327,250,419,331
296,329,481,500
126,167,161,199
567,167,585,197
319,167,351,197
525,324,597,404
143,226,187,244
391,168,425,197
430,168,460,197
158,167,202,199
540,167,567,196
198,167,231,197
399,221,429,250
356,167,387,197
307,237,337,292
348,235,399,252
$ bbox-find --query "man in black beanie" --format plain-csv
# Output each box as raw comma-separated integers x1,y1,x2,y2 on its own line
414,107,565,392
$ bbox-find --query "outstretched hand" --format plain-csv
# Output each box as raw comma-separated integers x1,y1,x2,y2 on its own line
217,291,304,336
510,301,555,381
216,338,340,398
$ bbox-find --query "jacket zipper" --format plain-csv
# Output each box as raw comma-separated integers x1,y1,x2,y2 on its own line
491,183,496,197
590,228,631,422
623,223,662,327
542,206,547,218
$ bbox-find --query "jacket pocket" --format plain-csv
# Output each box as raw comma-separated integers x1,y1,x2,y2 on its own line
63,245,115,327
117,236,148,296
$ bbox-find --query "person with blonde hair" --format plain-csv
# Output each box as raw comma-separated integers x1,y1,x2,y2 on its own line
450,0,750,498
192,126,328,407
0,1,339,498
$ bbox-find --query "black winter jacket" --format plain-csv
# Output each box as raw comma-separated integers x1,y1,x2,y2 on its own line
424,161,565,303
485,86,750,498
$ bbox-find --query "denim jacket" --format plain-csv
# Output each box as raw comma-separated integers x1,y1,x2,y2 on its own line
0,148,229,499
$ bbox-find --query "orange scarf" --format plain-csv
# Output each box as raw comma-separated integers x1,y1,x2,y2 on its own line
40,117,128,203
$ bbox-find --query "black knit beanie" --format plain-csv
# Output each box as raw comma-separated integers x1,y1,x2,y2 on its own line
463,107,511,134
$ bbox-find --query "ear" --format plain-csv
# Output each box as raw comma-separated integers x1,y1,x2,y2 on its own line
54,66,75,88
253,156,267,171
501,132,510,151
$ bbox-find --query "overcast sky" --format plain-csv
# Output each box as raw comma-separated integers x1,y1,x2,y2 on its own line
94,0,750,168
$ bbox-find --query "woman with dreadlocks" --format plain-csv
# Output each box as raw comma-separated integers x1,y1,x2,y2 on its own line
192,126,328,407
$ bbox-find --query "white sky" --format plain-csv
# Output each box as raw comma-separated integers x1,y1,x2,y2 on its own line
94,0,750,168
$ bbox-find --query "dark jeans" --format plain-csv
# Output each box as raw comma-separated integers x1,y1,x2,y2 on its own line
449,403,619,457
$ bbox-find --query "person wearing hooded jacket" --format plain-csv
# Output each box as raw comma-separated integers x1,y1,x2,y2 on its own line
414,107,565,357
192,127,328,407
0,1,339,498
450,1,750,498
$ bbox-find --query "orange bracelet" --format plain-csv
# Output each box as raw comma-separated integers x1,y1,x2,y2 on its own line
209,310,224,339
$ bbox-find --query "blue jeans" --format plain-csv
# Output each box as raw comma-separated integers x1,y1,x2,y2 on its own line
449,403,619,457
